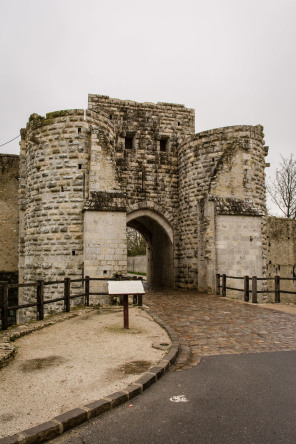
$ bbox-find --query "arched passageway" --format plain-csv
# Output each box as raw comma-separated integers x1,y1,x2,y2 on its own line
127,210,174,288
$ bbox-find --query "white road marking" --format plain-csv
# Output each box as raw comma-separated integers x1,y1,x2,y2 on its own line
169,395,189,403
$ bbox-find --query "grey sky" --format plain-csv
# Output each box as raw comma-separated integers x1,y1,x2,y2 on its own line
1,0,295,214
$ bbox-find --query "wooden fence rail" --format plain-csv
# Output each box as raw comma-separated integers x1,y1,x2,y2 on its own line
0,276,143,331
216,273,296,303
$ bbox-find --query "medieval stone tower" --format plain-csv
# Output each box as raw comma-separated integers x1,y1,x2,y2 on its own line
18,94,268,306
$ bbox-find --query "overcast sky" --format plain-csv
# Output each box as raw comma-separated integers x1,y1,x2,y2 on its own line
1,0,295,214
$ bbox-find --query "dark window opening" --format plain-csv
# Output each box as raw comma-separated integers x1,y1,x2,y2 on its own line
125,136,134,149
61,186,64,192
160,138,169,152
78,127,81,133
72,250,76,256
78,164,82,170
178,122,181,126
110,115,113,120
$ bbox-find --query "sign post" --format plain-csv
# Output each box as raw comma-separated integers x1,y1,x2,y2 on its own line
108,280,145,329
123,294,129,329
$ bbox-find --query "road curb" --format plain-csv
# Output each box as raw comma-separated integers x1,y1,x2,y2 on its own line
0,307,179,444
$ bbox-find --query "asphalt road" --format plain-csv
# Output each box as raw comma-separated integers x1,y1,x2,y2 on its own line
52,350,296,444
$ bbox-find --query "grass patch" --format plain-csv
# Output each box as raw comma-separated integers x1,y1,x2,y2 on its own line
106,326,144,334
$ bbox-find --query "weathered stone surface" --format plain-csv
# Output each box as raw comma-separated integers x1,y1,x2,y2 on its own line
2,93,294,314
53,408,88,432
0,155,19,274
266,217,296,301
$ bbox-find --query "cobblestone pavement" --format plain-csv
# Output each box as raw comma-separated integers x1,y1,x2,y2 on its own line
145,290,296,371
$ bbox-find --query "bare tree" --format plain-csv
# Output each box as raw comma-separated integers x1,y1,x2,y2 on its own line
267,154,296,218
127,227,146,256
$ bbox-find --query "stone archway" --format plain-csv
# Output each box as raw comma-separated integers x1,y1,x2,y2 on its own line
127,209,174,288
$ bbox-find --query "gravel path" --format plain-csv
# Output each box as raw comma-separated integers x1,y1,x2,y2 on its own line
0,306,170,438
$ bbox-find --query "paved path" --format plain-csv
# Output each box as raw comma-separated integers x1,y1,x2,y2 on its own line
52,351,296,444
52,294,296,444
145,290,296,370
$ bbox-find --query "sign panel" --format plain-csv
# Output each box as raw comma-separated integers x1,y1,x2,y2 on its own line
108,280,145,295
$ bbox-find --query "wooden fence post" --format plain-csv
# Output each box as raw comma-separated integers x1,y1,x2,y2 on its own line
0,282,9,330
37,280,44,321
275,275,280,303
244,276,249,302
216,274,221,295
252,276,257,303
64,278,71,312
222,274,226,297
85,276,90,306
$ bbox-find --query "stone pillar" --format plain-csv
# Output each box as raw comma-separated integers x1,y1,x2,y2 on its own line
197,199,216,293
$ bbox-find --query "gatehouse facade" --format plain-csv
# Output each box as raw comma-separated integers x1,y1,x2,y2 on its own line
16,93,268,307
0,93,277,318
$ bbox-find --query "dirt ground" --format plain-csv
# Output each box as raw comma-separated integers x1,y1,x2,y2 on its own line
0,306,171,438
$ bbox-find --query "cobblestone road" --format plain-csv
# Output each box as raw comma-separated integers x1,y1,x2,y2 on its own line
145,290,296,371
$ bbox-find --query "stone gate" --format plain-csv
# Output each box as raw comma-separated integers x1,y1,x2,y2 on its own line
17,94,268,308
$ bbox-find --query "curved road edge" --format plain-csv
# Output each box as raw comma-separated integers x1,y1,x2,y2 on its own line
0,306,180,444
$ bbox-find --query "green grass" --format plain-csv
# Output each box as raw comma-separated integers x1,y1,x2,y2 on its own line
127,271,147,276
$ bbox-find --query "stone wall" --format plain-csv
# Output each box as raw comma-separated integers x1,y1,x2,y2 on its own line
127,255,147,274
88,95,195,288
266,217,296,302
178,125,267,292
19,110,91,318
88,94,195,218
0,154,19,276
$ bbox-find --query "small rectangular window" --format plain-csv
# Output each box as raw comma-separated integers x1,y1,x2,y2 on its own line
78,127,81,133
160,137,169,152
125,136,134,149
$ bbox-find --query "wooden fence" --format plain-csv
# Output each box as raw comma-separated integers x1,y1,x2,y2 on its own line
216,274,296,303
0,276,143,331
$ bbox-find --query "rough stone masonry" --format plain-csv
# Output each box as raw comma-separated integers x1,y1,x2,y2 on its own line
2,93,294,318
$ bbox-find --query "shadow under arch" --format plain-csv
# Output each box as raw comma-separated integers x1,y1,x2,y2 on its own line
127,209,174,288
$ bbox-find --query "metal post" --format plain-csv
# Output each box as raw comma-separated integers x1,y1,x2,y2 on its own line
275,275,280,303
85,276,90,306
244,276,249,302
222,274,226,297
64,278,71,312
216,274,221,296
123,294,129,329
37,280,44,320
0,282,9,330
252,276,257,303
